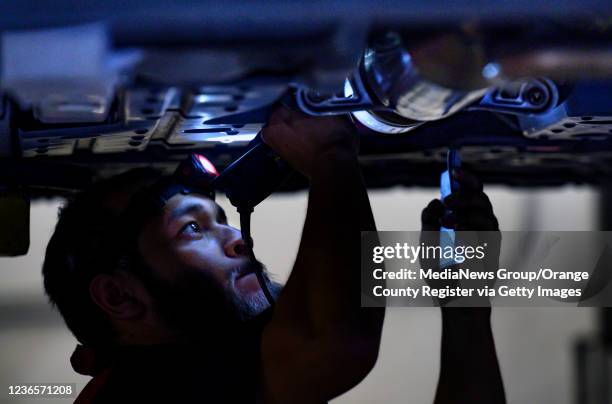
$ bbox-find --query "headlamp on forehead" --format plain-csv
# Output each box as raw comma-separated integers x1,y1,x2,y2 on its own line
124,153,219,232
172,153,219,200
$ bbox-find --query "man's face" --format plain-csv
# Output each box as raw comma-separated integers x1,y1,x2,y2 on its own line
136,193,280,334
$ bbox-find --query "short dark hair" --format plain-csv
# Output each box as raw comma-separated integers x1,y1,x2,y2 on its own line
42,168,163,347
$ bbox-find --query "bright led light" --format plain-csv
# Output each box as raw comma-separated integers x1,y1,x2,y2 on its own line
196,154,218,175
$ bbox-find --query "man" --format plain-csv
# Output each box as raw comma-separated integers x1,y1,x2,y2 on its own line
42,106,504,403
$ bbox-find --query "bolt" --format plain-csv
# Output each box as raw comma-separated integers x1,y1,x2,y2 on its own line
526,86,547,106
306,91,328,104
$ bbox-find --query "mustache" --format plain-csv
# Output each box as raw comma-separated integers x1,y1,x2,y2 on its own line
232,259,267,280
230,259,283,300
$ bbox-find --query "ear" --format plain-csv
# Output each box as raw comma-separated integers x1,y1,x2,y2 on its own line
89,272,147,320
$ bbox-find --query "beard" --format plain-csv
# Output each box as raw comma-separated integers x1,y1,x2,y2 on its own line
136,258,282,340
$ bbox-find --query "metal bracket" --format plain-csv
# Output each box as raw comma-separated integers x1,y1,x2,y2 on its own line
295,75,377,116
470,78,558,116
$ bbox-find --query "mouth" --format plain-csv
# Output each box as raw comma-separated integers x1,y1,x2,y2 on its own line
234,264,261,294
235,263,256,280
234,262,263,294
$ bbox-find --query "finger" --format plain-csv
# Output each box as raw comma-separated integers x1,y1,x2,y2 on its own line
421,199,445,231
452,168,483,192
439,213,457,229
260,121,293,150
267,105,295,125
260,123,281,147
443,191,493,212
328,114,356,132
260,126,271,145
455,210,499,231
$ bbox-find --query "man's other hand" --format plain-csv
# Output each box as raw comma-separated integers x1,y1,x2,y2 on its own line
423,169,507,404
422,168,499,232
420,168,501,306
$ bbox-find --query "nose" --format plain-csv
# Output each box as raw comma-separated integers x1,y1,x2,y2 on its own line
224,229,249,258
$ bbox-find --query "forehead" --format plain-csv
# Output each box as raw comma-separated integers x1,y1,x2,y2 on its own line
162,193,220,221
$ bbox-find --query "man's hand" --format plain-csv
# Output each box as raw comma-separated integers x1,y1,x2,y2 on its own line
421,168,498,232
259,107,383,404
261,106,357,178
420,168,506,404
420,168,501,307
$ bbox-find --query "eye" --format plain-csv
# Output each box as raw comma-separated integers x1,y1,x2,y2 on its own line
179,221,202,237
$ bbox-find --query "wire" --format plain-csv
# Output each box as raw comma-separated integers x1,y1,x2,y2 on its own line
238,206,276,307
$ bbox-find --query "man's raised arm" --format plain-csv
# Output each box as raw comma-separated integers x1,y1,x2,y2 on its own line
259,107,385,403
421,169,506,404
